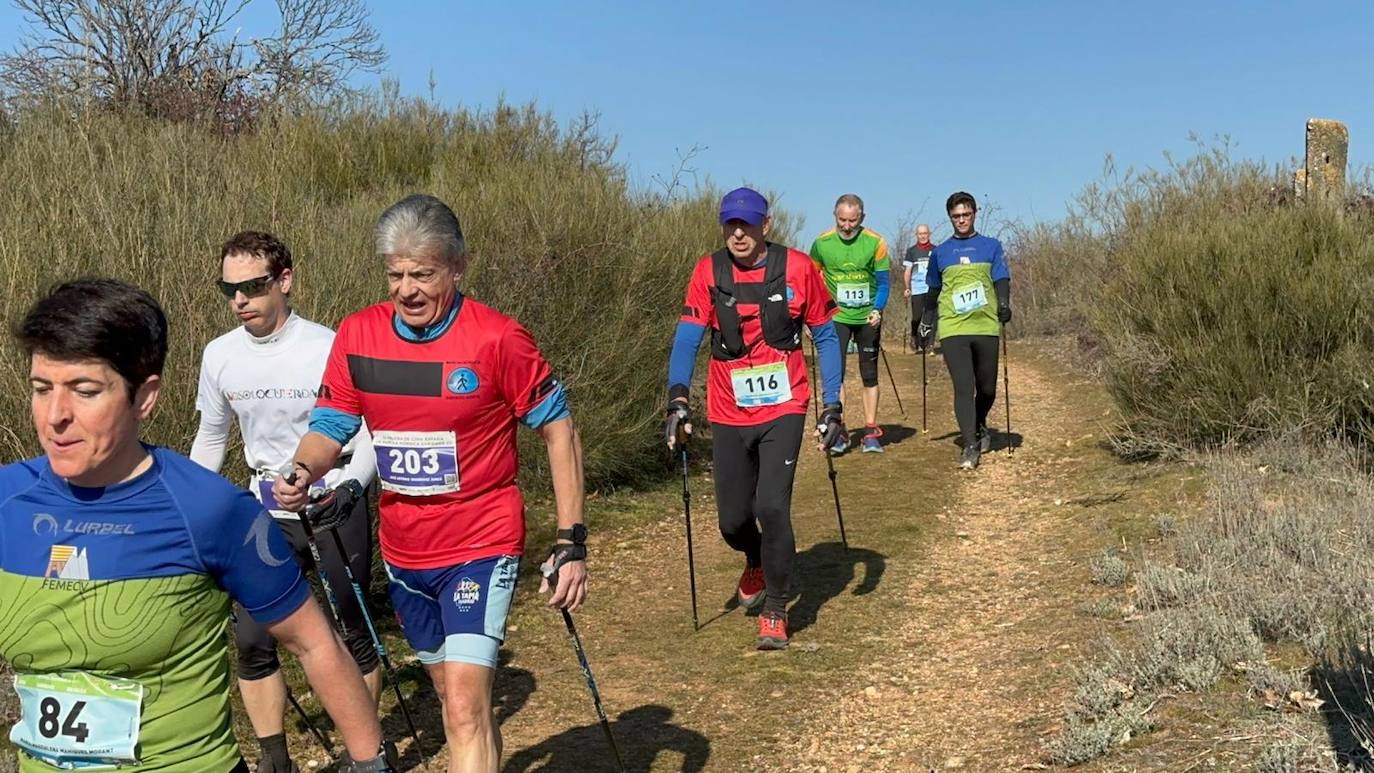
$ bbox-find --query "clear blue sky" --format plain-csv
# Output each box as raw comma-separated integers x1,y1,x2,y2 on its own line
3,1,1371,245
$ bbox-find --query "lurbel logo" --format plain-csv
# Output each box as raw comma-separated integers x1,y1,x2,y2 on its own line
447,367,479,395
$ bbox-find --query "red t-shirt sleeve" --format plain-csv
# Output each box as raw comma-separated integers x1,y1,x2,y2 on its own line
497,319,557,418
801,257,838,327
317,316,362,416
679,256,715,328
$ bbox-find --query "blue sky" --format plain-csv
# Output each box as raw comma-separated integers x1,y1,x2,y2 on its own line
3,1,1371,245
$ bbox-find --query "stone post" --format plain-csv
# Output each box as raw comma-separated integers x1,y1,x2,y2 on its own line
1304,118,1348,203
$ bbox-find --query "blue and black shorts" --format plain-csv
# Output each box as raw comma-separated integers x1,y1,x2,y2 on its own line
385,554,520,669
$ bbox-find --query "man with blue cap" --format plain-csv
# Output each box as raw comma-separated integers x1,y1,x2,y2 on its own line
662,186,844,650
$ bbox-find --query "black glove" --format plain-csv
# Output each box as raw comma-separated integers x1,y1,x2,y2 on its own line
917,310,937,351
816,402,845,450
997,304,1012,324
665,399,691,451
540,542,588,587
305,479,364,532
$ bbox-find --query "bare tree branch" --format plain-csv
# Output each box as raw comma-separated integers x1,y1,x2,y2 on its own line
0,0,386,123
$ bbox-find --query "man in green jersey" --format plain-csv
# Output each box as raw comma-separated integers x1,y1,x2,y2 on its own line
919,192,1013,469
0,279,392,772
809,193,892,454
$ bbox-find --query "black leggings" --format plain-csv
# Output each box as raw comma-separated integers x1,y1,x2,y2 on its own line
835,321,881,387
233,492,379,680
909,293,930,342
711,414,805,614
941,334,1000,447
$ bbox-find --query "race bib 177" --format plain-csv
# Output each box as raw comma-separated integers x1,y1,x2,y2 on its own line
952,283,988,315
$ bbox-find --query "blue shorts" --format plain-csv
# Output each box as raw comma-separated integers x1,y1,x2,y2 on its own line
385,554,520,669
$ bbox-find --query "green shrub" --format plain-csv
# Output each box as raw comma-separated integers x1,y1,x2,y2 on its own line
0,99,780,490
1012,145,1374,454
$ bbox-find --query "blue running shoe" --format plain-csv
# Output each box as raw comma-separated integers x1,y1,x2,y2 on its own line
829,434,850,455
861,434,883,453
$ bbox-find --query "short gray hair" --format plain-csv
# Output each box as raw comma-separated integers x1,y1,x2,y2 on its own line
375,194,467,265
834,193,864,214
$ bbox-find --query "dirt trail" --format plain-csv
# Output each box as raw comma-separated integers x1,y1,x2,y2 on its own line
319,339,1175,772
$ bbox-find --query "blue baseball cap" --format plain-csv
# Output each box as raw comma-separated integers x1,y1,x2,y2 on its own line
719,187,769,225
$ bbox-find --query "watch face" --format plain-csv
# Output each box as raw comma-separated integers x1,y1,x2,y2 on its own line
572,524,588,544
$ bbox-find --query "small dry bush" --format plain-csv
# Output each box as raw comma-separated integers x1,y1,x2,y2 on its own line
1050,440,1374,766
1090,549,1130,587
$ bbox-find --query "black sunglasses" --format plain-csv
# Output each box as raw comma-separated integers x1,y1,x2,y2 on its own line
216,274,277,299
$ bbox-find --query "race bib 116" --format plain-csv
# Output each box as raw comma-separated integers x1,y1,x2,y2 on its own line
731,362,793,407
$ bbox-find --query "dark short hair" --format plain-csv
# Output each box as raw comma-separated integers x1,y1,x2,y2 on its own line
15,278,168,400
220,230,293,276
946,191,977,213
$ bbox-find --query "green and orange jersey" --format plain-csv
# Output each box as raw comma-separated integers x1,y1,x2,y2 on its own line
808,227,890,325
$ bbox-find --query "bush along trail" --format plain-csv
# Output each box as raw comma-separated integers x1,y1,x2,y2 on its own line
255,339,1198,771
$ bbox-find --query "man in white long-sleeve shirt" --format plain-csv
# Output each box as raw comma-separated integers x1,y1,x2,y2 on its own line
191,230,381,773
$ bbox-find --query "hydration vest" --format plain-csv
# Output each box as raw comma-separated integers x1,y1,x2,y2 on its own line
709,242,802,361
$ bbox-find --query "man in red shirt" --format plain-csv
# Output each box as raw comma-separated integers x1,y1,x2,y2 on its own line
275,194,587,772
664,187,844,650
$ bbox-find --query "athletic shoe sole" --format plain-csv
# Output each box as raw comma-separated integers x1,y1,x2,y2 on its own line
862,442,884,453
738,590,766,611
756,635,789,650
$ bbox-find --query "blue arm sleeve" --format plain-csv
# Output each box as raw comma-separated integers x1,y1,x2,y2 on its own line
809,321,843,405
874,270,891,310
667,321,707,395
926,248,942,290
991,240,1011,282
308,407,363,447
521,382,572,429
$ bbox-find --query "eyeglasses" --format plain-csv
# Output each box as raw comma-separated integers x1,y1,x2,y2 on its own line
950,211,975,221
216,274,278,299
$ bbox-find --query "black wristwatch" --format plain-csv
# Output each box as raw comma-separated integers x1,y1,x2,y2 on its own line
557,524,587,545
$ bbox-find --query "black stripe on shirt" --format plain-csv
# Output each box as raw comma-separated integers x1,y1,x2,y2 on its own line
347,355,443,397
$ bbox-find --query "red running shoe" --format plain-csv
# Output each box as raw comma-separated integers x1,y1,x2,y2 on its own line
737,566,765,610
757,610,789,650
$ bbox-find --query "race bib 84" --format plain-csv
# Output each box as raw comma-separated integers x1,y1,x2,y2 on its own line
11,671,143,769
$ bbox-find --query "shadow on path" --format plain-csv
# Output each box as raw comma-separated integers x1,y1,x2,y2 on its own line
789,541,886,636
502,704,709,773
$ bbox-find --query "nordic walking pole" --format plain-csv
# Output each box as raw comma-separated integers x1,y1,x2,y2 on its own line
285,689,335,758
679,445,699,631
879,346,906,417
306,491,425,761
920,345,928,434
281,474,346,635
1002,330,1013,455
551,602,626,772
809,337,849,550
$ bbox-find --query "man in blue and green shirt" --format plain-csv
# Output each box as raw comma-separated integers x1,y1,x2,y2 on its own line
920,191,1012,469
